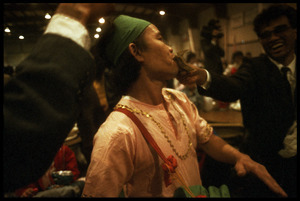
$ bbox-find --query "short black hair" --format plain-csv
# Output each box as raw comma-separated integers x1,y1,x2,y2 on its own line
201,19,221,40
253,4,297,37
231,51,244,63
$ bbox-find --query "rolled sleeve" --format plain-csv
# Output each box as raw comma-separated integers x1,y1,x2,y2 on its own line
44,14,91,50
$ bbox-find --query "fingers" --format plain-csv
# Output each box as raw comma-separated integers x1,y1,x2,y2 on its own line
177,70,198,84
245,163,288,197
261,174,288,197
21,188,35,197
253,165,288,197
234,162,247,177
235,158,288,197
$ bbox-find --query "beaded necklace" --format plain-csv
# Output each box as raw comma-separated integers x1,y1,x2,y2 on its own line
114,91,192,160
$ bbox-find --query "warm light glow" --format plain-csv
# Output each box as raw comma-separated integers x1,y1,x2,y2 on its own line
5,27,11,33
159,10,165,16
98,17,105,24
94,34,100,39
96,27,102,32
45,13,51,19
19,35,24,40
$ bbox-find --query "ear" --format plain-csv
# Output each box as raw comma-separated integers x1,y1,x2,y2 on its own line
128,43,144,62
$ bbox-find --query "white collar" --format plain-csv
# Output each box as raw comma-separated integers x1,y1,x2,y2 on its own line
268,54,296,75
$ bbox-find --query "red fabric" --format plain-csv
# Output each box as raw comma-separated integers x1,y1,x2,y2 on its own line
115,108,179,187
161,155,178,187
195,195,207,198
15,145,80,197
53,145,80,181
230,67,237,75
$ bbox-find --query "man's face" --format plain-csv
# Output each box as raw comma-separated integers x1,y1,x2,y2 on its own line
139,24,178,81
259,16,297,62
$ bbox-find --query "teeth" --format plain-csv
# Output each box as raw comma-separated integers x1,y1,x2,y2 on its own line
272,43,283,49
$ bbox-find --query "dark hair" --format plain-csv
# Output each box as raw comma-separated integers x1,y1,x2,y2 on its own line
208,19,222,30
231,51,244,63
201,19,223,40
91,15,147,109
253,4,297,37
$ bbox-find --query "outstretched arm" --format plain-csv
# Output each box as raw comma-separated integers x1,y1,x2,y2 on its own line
199,134,288,197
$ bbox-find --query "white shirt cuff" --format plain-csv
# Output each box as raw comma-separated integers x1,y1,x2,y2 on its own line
44,14,91,50
201,69,211,90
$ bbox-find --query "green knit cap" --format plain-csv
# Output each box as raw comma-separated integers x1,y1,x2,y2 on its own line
105,15,151,65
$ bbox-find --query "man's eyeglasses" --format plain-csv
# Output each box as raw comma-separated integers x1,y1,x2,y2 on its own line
259,25,291,39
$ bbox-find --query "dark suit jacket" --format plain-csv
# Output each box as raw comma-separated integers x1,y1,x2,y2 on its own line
3,34,97,192
198,55,296,166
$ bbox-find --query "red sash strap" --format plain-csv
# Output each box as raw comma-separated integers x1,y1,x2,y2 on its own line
114,107,177,187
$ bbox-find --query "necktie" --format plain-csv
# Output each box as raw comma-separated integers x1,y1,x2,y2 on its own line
281,66,293,100
281,66,290,86
281,66,290,82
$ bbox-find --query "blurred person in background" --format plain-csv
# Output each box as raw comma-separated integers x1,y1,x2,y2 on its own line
14,145,81,197
223,51,244,76
200,19,225,75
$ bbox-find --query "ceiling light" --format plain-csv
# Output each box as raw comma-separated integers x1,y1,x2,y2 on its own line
159,10,165,16
94,34,100,39
5,27,11,33
98,17,105,24
96,27,102,32
19,35,24,40
45,13,51,19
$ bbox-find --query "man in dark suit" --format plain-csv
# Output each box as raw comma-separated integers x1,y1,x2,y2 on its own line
3,3,114,193
177,4,297,197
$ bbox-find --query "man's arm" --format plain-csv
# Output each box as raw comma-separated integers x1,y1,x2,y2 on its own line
177,62,254,102
3,3,114,192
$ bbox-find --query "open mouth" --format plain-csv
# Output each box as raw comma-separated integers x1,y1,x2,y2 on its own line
270,42,284,51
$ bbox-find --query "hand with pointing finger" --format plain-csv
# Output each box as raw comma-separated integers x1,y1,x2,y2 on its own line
234,154,288,197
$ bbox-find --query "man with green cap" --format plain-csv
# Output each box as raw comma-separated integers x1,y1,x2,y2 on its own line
82,15,287,197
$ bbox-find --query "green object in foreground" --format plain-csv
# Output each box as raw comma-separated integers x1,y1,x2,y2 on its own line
173,184,230,198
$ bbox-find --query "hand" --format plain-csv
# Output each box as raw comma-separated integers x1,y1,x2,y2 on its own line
234,154,288,197
55,3,115,26
20,187,38,197
176,65,207,87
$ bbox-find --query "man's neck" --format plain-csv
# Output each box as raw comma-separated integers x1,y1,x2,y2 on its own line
270,53,295,66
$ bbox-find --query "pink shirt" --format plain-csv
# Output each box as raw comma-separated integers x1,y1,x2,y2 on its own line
82,88,212,197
